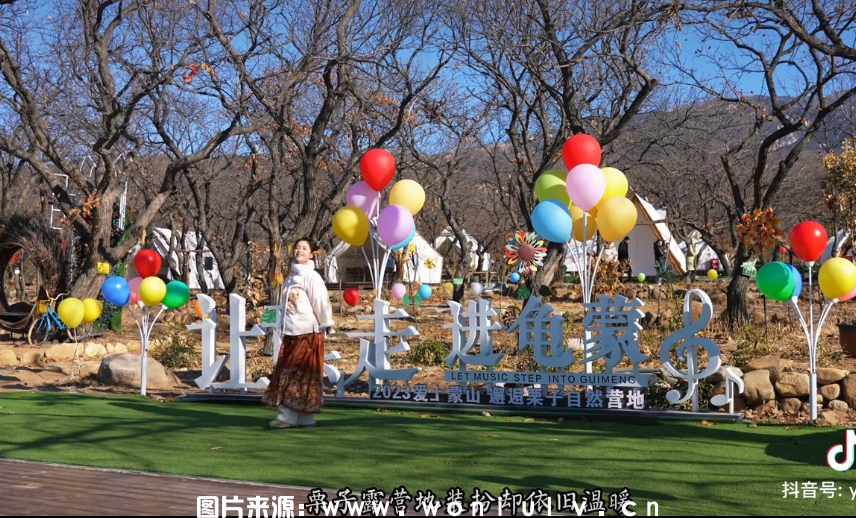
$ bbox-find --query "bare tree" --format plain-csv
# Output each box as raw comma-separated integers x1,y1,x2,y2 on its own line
659,2,856,324
0,0,252,297
446,0,674,295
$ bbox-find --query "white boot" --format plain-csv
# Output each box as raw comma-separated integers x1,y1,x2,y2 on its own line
270,406,298,428
296,413,316,428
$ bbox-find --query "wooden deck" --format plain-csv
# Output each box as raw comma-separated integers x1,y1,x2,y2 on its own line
0,459,564,516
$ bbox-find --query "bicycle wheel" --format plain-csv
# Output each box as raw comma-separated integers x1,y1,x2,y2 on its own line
28,319,50,346
66,324,90,342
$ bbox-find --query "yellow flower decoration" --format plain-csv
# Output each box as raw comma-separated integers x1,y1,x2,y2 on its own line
424,258,436,269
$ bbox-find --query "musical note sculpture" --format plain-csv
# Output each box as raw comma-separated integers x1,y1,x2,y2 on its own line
659,289,725,412
710,367,745,414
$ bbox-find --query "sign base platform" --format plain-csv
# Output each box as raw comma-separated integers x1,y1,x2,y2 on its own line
176,391,744,422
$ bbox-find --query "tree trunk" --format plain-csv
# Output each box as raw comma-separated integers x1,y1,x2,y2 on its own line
726,244,751,326
531,241,564,297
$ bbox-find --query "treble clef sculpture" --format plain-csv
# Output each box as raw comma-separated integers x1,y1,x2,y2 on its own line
659,289,723,412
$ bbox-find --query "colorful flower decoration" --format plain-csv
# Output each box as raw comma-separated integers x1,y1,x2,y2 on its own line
737,208,783,257
504,231,547,275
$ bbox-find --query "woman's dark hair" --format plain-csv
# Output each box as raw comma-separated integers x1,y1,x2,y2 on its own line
293,237,321,253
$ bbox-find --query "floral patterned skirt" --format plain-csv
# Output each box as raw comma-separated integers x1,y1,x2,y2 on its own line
262,332,325,414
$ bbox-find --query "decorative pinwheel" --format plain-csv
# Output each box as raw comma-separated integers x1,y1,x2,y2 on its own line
504,231,547,275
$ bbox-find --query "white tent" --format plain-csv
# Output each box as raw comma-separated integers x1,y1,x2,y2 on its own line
325,231,443,285
563,194,687,277
434,228,492,271
127,228,225,290
678,230,721,272
821,230,853,262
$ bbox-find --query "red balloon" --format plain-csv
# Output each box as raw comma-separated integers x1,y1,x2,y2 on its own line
343,288,360,307
790,221,827,263
134,249,162,278
562,134,602,170
780,246,788,255
360,149,396,191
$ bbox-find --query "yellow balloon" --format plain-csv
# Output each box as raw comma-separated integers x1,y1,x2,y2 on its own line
570,205,597,241
332,206,369,246
819,257,856,299
82,298,103,324
57,298,84,329
389,179,426,215
588,206,597,218
139,276,167,306
595,167,629,210
708,269,718,281
596,196,637,242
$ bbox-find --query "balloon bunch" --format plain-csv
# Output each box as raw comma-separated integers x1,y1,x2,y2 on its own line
332,149,426,299
100,250,190,396
531,134,638,305
55,296,103,378
754,221,852,422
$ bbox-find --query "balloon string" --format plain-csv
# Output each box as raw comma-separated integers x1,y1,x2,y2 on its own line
588,246,606,303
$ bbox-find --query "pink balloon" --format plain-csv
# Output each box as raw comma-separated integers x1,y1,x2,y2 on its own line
346,181,380,217
377,205,414,246
391,283,406,300
128,276,143,305
565,164,606,211
839,284,856,302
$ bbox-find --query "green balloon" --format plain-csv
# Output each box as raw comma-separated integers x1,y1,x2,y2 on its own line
756,261,795,302
163,280,191,309
535,170,571,207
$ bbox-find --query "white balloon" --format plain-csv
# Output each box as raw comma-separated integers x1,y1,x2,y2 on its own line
471,282,483,296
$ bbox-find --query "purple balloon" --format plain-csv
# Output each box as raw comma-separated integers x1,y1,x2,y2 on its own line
391,283,406,300
566,164,606,211
377,205,414,246
346,181,380,217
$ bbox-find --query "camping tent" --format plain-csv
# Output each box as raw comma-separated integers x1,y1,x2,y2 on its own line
821,230,853,262
434,228,492,271
678,230,721,272
325,231,443,285
563,194,687,277
126,228,225,290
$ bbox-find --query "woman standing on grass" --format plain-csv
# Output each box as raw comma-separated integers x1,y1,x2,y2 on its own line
263,238,334,429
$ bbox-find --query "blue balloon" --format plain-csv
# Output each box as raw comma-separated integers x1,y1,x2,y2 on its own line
101,276,130,306
543,198,571,216
787,264,802,298
390,224,416,250
531,200,572,243
510,272,520,283
418,284,432,300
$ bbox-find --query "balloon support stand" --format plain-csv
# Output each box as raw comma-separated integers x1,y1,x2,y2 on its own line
791,284,836,424
127,301,166,397
565,213,605,390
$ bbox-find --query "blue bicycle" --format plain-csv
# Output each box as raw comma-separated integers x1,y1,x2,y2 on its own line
27,292,83,346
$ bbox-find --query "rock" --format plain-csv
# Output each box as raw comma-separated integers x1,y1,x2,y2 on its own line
802,402,811,414
817,368,849,385
96,354,183,390
640,312,658,329
820,384,841,401
20,350,44,365
113,343,129,354
819,410,848,426
743,355,794,382
764,399,778,410
84,343,107,359
841,375,856,410
743,369,775,406
780,398,803,414
45,344,77,360
0,349,18,367
622,288,637,299
776,372,810,398
751,311,766,325
106,344,115,354
829,400,850,411
711,293,727,306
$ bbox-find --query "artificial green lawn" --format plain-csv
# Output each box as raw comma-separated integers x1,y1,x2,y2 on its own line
1,391,855,515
